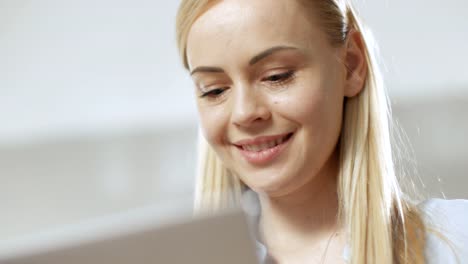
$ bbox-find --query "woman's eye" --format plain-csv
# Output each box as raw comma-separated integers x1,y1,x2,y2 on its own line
263,70,295,84
200,87,228,98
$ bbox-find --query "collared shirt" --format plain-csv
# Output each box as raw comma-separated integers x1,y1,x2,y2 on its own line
241,189,468,264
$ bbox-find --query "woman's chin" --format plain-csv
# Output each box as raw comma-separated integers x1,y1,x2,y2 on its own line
242,174,295,197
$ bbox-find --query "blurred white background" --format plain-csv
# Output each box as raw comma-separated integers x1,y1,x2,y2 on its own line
0,0,467,241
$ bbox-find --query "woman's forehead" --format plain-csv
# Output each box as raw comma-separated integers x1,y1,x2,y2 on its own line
186,0,325,70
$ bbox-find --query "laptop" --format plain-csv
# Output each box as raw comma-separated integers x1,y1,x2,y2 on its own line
0,207,259,264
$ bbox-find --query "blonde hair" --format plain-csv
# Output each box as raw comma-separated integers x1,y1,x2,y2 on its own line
176,1,426,263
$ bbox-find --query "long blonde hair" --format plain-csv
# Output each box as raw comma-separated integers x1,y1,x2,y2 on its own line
176,1,426,263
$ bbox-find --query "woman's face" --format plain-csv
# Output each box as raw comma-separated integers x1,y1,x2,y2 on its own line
186,0,348,196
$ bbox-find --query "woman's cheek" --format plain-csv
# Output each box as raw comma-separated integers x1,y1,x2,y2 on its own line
271,87,324,122
198,106,229,146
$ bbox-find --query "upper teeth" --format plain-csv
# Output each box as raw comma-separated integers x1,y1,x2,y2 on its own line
242,137,285,152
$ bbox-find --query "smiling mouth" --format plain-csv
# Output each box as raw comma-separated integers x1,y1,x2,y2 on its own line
234,132,294,165
236,133,294,152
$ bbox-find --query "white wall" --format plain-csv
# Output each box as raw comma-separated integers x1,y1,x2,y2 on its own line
0,0,196,144
0,0,467,241
355,0,468,97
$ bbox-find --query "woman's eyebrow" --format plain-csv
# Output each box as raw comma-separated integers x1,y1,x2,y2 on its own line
190,45,299,76
190,66,224,76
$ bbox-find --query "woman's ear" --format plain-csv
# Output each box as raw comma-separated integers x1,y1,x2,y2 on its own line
344,30,368,97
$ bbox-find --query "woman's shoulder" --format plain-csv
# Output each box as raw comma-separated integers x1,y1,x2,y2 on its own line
417,198,468,263
418,198,468,233
419,197,468,213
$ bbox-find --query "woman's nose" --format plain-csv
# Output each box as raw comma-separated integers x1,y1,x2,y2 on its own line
231,87,271,128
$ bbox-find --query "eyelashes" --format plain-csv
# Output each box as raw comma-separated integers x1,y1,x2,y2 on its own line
261,70,295,86
199,87,229,98
199,70,296,100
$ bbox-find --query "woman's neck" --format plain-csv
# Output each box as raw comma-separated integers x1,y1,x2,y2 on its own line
257,151,342,259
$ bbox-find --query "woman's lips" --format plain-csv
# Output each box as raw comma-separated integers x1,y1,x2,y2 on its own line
235,133,294,165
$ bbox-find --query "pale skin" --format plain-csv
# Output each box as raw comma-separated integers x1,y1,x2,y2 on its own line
186,0,367,263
